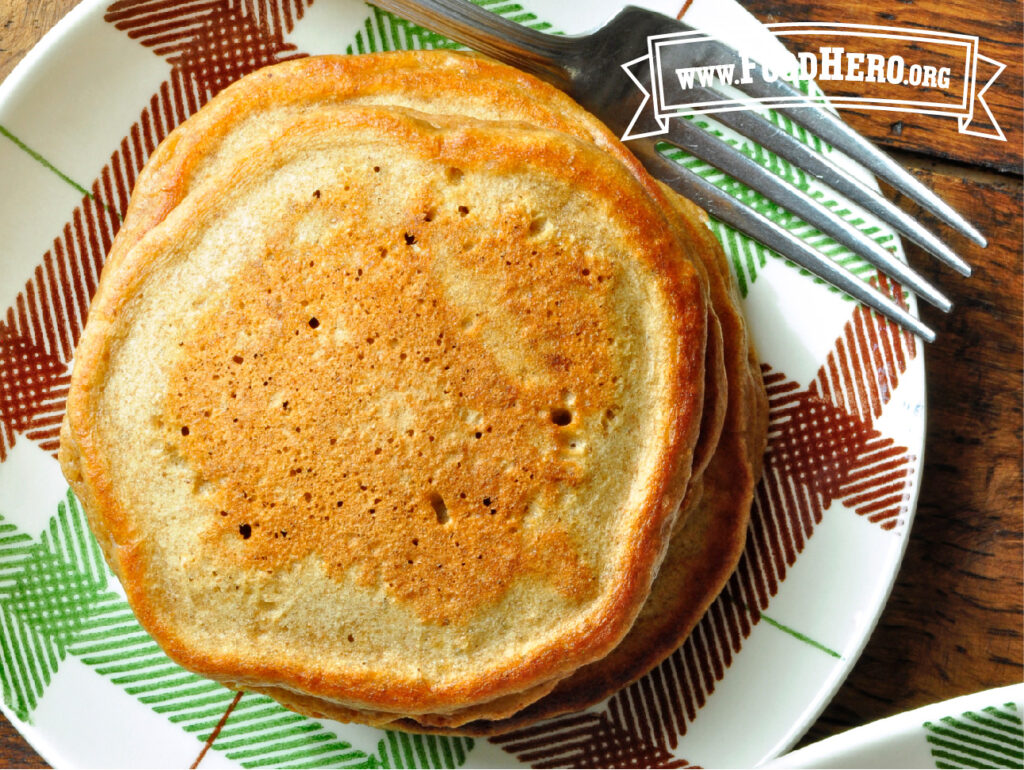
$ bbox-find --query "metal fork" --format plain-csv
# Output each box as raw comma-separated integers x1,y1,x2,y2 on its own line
373,1,985,341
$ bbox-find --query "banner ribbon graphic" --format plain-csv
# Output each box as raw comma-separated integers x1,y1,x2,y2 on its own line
621,23,1006,142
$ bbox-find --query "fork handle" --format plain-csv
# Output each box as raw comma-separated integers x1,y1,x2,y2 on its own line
372,0,578,89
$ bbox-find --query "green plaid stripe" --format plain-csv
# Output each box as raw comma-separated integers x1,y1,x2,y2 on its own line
925,702,1024,769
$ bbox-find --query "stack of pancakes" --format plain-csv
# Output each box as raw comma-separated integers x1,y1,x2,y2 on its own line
59,51,768,734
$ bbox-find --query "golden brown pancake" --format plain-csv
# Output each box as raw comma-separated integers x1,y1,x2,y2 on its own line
63,50,740,726
103,52,684,276
59,105,708,715
95,51,731,546
62,51,768,730
394,191,768,734
234,675,569,728
224,191,766,734
98,53,732,530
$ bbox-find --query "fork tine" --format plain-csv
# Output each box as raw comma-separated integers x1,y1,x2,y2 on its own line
679,88,972,276
681,34,987,246
633,144,936,341
663,117,952,311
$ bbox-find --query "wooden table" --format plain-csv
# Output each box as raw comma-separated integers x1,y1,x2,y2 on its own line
0,0,1019,766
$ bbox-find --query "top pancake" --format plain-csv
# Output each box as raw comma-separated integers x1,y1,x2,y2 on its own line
59,105,708,714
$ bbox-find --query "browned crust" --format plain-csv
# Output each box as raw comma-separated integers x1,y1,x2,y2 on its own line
248,190,766,736
101,52,685,294
59,104,708,714
393,189,768,735
236,674,567,729
80,51,722,548
684,302,728,507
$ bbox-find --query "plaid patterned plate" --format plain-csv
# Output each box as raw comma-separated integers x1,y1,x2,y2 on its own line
0,0,926,766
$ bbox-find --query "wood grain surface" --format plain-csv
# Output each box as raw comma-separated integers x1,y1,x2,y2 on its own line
0,1,1020,767
742,0,1023,174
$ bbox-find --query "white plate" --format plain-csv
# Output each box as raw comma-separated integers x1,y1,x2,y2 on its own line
767,684,1024,769
0,0,926,767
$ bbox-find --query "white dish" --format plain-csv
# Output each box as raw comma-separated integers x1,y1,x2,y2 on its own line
768,684,1024,769
0,0,926,766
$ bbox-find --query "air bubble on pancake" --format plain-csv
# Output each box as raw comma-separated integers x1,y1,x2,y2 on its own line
528,215,551,238
446,167,463,184
560,435,587,456
428,492,449,525
458,406,481,424
550,408,572,426
601,407,618,432
523,496,544,527
308,317,320,329
404,233,417,245
457,205,469,216
239,523,252,539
